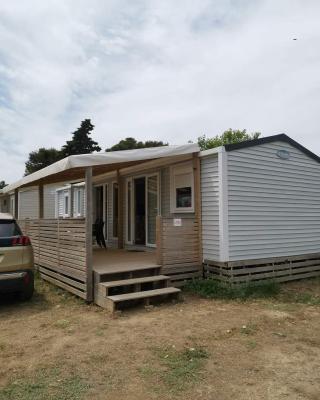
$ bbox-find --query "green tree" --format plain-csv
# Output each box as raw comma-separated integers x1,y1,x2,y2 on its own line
0,180,7,189
106,137,168,152
25,148,63,175
61,119,101,157
198,129,261,151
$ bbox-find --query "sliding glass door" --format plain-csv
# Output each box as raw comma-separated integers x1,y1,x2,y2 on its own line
146,174,159,246
125,174,159,247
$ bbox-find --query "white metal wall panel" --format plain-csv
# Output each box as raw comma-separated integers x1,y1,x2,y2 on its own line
227,141,320,260
19,188,39,219
9,194,15,215
0,195,10,213
43,184,60,218
200,155,220,261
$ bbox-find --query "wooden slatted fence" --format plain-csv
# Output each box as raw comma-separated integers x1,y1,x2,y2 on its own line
156,216,202,286
18,219,88,299
204,253,320,285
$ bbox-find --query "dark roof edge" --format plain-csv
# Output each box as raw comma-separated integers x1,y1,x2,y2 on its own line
224,133,320,163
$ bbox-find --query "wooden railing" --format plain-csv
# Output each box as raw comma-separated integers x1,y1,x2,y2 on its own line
156,216,202,286
18,219,88,299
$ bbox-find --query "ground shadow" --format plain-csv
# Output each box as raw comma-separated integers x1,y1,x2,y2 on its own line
0,289,51,314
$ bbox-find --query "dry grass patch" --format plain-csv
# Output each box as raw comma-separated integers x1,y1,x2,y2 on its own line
139,345,209,394
0,367,90,400
1,276,320,400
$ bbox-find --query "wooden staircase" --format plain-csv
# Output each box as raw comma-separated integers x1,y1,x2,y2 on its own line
94,264,181,312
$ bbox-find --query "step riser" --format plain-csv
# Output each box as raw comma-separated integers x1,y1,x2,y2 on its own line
106,291,181,313
98,275,171,296
95,267,162,284
99,280,169,297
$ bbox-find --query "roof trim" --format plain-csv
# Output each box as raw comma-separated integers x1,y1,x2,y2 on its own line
224,133,320,163
199,146,223,157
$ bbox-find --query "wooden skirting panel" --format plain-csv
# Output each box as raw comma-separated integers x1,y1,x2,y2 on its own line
18,218,87,299
204,253,320,285
156,216,202,286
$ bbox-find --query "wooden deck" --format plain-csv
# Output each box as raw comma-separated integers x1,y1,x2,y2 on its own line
93,248,159,274
93,248,181,311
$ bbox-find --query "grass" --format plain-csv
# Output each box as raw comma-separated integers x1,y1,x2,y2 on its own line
280,291,320,305
0,368,90,400
54,319,71,329
246,340,257,350
154,346,209,392
185,278,280,300
240,323,257,335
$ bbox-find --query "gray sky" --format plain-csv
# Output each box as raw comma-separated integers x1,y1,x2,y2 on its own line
1,0,320,183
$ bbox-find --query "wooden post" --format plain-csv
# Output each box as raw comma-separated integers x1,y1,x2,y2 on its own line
193,153,202,264
69,183,74,218
14,189,19,219
117,170,124,249
39,183,44,219
85,167,93,302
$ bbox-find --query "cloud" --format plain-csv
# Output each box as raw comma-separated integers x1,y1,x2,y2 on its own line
0,0,320,182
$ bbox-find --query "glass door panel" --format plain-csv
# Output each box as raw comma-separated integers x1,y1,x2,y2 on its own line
127,179,132,243
146,175,159,245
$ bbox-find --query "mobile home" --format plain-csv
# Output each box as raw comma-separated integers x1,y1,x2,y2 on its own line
1,134,319,309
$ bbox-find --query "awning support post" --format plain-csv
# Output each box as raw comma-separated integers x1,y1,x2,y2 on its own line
85,167,93,302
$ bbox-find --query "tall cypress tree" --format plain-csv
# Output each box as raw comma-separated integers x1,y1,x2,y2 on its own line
61,119,101,157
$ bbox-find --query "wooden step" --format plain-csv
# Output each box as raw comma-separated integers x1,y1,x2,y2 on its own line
95,264,161,276
99,275,170,289
95,264,162,284
106,287,181,312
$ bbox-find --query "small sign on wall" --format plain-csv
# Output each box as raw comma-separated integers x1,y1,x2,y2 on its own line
173,218,182,227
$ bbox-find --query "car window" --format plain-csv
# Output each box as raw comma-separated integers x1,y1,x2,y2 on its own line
0,220,22,237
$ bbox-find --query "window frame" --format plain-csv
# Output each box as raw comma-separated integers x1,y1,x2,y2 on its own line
170,162,194,213
112,181,119,239
74,187,83,217
125,177,134,245
55,186,72,218
63,190,70,218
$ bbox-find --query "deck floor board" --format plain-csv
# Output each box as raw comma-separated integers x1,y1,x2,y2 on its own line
93,248,159,274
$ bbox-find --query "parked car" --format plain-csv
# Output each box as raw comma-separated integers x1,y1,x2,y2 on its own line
0,213,34,300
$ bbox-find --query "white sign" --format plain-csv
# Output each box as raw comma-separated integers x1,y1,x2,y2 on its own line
173,218,182,227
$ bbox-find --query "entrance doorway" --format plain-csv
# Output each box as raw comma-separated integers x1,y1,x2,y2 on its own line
134,178,146,245
129,174,159,247
94,185,108,240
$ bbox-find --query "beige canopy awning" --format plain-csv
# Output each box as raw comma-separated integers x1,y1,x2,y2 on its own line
2,144,199,193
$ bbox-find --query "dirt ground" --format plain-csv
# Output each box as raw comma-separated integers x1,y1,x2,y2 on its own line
0,278,320,400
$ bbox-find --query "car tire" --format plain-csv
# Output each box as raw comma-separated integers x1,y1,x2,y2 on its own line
19,271,34,301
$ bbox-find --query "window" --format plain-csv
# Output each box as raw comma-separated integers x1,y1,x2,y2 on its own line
112,182,119,238
176,186,192,208
56,187,71,218
74,188,83,217
170,163,194,213
63,191,70,217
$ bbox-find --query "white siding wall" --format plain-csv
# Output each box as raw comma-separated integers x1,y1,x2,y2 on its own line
227,141,320,261
9,194,15,215
19,188,39,219
44,184,60,218
200,155,220,261
0,195,10,213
